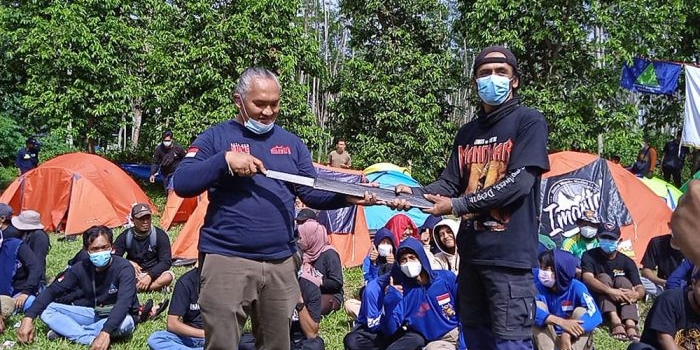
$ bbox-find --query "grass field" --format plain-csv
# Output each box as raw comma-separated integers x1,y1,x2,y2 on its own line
0,185,646,349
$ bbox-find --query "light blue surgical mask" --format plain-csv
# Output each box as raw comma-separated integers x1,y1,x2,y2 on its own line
599,239,619,254
89,250,112,268
476,75,512,106
241,99,274,135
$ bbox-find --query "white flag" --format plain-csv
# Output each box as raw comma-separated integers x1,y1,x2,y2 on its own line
682,66,700,148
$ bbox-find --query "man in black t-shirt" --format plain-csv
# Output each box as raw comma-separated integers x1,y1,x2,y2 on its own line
150,130,186,193
238,276,324,350
113,204,174,292
391,45,550,349
11,210,50,287
640,229,684,297
581,223,645,342
147,267,204,349
660,132,687,188
628,269,700,350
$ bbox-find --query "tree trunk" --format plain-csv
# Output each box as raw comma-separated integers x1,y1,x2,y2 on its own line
130,98,142,150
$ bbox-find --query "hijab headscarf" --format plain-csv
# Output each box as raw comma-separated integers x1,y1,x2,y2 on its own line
297,220,336,286
384,214,419,244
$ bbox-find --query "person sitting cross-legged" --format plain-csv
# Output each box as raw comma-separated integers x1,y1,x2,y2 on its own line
581,223,645,342
113,203,174,292
148,267,205,350
16,225,139,349
534,249,602,350
640,225,684,298
297,219,344,315
0,229,42,327
628,267,700,350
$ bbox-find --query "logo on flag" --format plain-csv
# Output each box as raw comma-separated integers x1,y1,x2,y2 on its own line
620,57,682,95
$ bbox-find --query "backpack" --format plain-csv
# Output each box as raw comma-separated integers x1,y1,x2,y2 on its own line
125,226,157,251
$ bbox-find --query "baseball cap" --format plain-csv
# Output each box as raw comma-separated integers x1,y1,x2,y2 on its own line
131,203,152,219
295,208,317,222
576,210,600,225
597,223,621,240
473,46,519,76
0,203,12,218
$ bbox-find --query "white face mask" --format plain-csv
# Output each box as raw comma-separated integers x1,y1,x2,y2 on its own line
538,269,555,288
400,261,422,278
580,226,597,239
377,244,392,257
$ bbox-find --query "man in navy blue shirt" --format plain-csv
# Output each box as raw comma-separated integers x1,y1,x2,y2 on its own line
391,46,550,349
15,137,40,175
17,226,139,350
173,67,376,350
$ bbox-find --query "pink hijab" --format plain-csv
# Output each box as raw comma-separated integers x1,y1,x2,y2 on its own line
298,220,336,264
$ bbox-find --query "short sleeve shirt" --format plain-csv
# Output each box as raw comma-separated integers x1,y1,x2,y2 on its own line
640,288,700,348
641,234,684,280
581,248,642,286
168,268,202,329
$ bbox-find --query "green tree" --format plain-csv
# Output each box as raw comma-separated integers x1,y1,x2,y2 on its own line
331,0,459,183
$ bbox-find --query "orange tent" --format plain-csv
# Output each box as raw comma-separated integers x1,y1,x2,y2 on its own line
544,152,671,264
168,163,372,268
0,152,157,235
160,192,200,230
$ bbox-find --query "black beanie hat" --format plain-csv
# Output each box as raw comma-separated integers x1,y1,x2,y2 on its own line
473,46,519,76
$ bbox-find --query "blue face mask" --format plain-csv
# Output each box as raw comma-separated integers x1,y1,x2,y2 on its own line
89,250,112,268
241,99,274,135
599,239,619,254
477,75,512,106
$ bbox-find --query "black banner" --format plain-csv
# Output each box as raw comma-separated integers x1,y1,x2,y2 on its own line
539,159,632,246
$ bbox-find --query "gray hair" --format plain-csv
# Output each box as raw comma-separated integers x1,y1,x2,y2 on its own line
234,67,281,98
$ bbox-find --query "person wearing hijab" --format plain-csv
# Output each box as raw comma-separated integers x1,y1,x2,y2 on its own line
298,219,344,315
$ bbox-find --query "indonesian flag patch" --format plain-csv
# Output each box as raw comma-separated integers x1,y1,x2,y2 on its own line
561,300,574,312
185,147,199,158
437,293,451,306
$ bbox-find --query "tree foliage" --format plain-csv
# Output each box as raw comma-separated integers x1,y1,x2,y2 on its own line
331,0,459,183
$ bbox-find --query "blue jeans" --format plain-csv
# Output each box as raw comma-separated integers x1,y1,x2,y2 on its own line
40,303,135,345
148,330,204,350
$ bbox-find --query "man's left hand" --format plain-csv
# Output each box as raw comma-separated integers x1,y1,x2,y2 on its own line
136,275,152,291
90,331,111,350
422,194,453,216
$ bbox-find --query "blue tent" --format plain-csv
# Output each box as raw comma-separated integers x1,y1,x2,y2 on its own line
364,170,430,231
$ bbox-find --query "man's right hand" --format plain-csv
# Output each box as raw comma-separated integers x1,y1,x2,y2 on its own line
17,317,35,344
130,261,142,274
225,152,266,177
149,175,156,183
607,288,631,303
385,185,413,211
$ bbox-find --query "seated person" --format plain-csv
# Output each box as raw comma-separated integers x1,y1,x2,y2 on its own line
640,226,684,297
581,223,645,342
17,226,139,348
534,249,602,350
298,218,343,315
0,230,41,321
418,215,443,255
382,238,463,350
344,273,394,350
562,210,600,259
11,210,50,285
628,268,700,350
0,203,19,239
666,259,695,290
384,214,419,244
239,275,325,350
345,228,398,320
432,219,460,274
148,267,204,350
113,203,174,292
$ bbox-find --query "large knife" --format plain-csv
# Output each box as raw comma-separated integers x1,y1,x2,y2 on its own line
264,170,434,209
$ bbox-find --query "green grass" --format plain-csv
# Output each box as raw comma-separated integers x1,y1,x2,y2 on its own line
0,184,650,349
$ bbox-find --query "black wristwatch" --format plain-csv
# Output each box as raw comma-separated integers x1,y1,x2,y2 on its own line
295,302,305,312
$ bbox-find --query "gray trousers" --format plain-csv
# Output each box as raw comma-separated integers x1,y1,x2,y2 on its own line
199,254,299,350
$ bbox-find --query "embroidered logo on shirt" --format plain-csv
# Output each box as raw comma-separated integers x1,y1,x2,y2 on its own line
561,300,574,312
108,283,118,294
189,303,200,311
437,293,456,318
612,269,626,278
230,143,250,154
270,145,291,155
185,147,199,158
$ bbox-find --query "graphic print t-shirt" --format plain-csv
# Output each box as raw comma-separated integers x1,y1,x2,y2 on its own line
450,103,549,268
640,288,700,348
581,248,642,286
